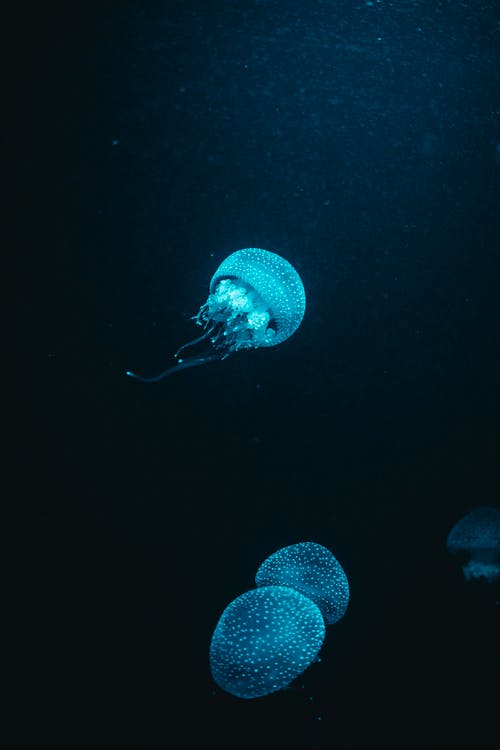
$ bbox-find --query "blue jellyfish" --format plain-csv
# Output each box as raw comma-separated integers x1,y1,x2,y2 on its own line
209,586,325,700
446,506,500,582
255,542,350,625
126,247,306,382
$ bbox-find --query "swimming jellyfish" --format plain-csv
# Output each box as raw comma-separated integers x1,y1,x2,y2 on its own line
126,247,306,382
255,542,350,625
209,586,325,699
446,506,500,582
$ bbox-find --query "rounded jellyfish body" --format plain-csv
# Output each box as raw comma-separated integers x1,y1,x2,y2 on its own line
198,248,306,352
255,542,350,625
446,506,500,582
209,585,325,700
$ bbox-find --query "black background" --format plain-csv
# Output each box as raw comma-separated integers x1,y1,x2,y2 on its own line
8,1,499,748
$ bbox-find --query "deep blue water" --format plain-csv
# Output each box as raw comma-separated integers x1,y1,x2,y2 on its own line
9,1,499,748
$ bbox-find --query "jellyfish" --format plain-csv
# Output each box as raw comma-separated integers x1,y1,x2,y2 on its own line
255,542,350,625
209,586,325,700
446,506,500,582
126,247,306,382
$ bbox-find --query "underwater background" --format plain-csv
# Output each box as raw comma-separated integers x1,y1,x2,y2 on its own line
9,0,499,747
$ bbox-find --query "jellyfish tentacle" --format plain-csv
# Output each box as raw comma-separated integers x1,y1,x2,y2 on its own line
174,325,216,358
125,353,223,383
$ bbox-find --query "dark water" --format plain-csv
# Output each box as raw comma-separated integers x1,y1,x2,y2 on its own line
9,1,499,747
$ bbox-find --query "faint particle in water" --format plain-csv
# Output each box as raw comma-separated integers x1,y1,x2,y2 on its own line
126,248,306,382
209,586,325,699
446,506,500,582
255,542,350,625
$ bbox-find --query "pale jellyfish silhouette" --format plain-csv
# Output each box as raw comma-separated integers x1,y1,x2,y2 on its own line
255,542,350,625
209,541,350,699
126,247,306,382
446,506,500,582
209,586,325,700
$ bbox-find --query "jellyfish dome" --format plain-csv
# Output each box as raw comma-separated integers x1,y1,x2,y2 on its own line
209,586,325,700
126,247,306,382
446,506,500,582
255,542,350,625
201,247,306,351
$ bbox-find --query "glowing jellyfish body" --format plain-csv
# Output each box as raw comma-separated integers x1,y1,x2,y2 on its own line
126,248,306,382
210,541,350,699
209,586,325,699
446,506,500,582
255,542,350,625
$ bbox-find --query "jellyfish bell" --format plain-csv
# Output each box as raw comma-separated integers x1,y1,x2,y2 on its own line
209,585,325,700
209,541,351,700
126,247,306,382
255,542,350,625
446,506,500,583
